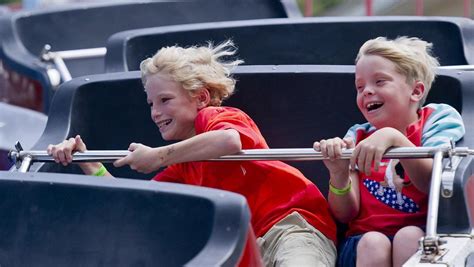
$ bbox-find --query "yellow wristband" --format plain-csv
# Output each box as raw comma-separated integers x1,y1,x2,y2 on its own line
92,165,107,176
329,179,352,196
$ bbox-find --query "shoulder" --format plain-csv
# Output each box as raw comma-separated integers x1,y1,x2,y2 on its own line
422,103,463,128
421,103,465,146
423,103,461,117
197,106,248,119
195,106,258,132
344,122,376,141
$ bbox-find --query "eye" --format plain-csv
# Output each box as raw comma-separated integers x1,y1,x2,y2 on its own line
161,98,171,103
147,102,153,108
356,85,364,92
376,79,386,85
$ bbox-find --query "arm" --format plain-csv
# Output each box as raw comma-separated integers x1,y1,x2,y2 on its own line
352,127,432,193
328,169,360,223
47,135,113,177
354,102,466,194
114,129,241,173
314,137,360,222
407,103,466,192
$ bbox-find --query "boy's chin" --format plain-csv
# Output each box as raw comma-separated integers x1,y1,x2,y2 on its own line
159,133,172,141
160,133,179,141
366,118,382,128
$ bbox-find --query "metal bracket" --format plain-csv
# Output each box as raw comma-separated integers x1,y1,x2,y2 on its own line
441,140,465,198
441,155,462,198
419,236,448,263
40,44,72,83
7,141,23,169
39,44,53,61
8,141,33,173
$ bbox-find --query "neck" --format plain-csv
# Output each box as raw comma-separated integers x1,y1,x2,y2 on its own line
397,109,421,134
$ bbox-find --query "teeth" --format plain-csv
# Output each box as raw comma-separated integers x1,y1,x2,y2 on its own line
366,102,382,109
158,119,172,128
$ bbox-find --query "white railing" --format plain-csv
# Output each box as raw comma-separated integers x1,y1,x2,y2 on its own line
40,44,107,84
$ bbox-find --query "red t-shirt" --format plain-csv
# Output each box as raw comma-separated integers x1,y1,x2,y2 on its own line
153,106,336,242
345,104,466,236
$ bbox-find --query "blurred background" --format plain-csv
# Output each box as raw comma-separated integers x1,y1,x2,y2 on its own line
0,0,472,17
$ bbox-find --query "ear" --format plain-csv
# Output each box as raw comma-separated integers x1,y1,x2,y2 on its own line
196,88,211,109
410,81,425,102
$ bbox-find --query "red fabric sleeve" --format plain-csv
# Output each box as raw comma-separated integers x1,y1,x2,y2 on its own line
195,107,266,149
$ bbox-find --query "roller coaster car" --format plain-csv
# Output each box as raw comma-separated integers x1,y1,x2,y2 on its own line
7,65,474,266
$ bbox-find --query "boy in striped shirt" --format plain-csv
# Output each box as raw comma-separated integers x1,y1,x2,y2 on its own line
314,36,465,267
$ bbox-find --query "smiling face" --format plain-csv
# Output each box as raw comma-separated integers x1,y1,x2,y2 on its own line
145,73,202,141
355,55,424,132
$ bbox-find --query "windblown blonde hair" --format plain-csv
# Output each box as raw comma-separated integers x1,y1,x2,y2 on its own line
356,36,440,105
140,40,243,106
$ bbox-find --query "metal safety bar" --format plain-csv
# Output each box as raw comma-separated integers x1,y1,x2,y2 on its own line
424,151,444,251
438,65,474,71
8,143,474,172
7,142,474,259
40,44,107,83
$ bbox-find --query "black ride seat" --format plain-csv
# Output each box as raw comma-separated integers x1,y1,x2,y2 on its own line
0,171,250,267
30,65,474,237
105,16,474,73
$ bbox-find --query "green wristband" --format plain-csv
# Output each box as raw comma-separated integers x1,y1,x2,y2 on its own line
329,179,352,196
92,165,107,176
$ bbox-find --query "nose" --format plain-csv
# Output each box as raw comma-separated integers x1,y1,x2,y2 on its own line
361,85,375,96
151,106,161,122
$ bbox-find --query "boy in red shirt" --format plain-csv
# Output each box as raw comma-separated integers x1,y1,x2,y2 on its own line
48,41,337,266
314,36,465,267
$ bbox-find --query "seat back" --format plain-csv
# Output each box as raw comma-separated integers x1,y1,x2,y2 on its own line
0,171,250,267
0,103,47,170
105,16,474,72
31,65,474,233
0,0,296,112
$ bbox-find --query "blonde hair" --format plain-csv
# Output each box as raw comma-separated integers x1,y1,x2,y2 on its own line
140,40,243,106
355,36,440,105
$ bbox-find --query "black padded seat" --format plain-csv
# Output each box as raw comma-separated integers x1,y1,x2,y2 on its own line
0,0,297,112
0,103,47,170
105,16,474,73
0,171,250,267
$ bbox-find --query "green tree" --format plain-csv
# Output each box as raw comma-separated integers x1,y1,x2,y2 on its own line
0,0,19,3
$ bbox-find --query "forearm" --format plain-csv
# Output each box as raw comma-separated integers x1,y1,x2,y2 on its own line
386,129,432,193
79,162,113,177
160,129,242,165
328,170,360,223
399,158,432,193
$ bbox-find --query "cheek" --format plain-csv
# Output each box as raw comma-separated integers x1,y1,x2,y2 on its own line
356,96,364,110
185,110,198,123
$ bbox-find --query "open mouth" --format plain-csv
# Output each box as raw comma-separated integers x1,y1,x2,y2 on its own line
366,102,383,112
157,119,172,129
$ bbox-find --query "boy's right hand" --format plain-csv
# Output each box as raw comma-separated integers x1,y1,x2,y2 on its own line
47,135,87,166
313,137,354,176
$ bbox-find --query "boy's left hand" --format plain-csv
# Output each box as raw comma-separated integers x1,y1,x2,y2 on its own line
351,127,406,175
114,143,165,173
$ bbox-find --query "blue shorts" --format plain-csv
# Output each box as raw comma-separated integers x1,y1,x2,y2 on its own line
337,234,394,267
